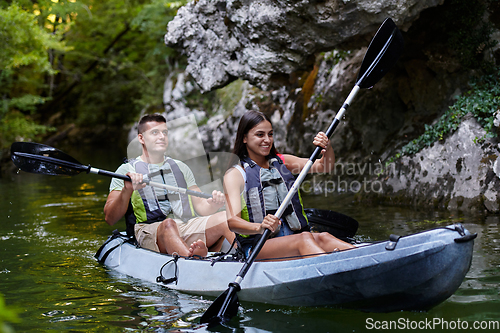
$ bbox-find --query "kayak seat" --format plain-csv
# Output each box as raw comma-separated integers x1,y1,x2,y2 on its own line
95,229,135,264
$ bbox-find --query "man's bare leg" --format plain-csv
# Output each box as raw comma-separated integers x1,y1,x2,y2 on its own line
207,236,225,252
204,211,235,251
189,240,208,257
156,218,208,257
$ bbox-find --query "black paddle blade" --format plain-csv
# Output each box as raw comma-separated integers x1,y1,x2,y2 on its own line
11,142,86,176
356,18,404,89
200,286,240,328
304,208,358,240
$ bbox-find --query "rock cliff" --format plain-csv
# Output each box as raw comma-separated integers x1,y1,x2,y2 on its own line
163,0,500,212
165,0,444,92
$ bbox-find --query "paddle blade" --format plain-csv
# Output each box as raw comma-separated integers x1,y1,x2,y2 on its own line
11,142,85,176
305,208,358,240
200,286,240,327
356,18,404,89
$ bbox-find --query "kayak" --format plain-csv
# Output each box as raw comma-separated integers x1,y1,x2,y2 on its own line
12,142,473,310
95,220,475,312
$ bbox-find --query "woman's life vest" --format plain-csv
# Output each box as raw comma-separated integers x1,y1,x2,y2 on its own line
239,155,309,234
124,157,196,237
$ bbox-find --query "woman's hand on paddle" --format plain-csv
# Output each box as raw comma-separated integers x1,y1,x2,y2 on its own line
207,190,225,208
311,131,335,173
260,214,281,234
313,131,330,155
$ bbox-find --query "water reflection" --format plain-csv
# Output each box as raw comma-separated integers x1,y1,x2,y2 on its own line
1,158,499,332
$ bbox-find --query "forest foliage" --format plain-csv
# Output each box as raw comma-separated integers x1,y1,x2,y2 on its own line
0,0,186,149
1,0,499,157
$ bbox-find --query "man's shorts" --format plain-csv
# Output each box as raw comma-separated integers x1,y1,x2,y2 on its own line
134,216,211,252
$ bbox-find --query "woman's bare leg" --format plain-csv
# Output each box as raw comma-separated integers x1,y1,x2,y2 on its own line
255,232,327,261
311,232,355,252
204,211,236,251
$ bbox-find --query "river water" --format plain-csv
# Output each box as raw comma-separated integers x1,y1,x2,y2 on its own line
1,148,499,332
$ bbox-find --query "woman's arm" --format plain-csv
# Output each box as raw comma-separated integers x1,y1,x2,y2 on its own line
282,132,335,174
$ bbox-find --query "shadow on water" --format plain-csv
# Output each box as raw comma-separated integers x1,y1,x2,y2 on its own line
0,147,499,332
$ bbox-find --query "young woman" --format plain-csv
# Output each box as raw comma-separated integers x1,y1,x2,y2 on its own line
224,110,354,260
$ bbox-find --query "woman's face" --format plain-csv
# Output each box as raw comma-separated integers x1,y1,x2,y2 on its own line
243,120,273,158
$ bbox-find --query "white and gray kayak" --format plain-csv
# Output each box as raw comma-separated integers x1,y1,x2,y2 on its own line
95,224,475,312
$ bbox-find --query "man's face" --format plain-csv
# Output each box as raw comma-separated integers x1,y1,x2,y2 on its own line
138,121,169,155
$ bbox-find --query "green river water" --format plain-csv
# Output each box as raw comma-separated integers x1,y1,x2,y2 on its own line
1,148,499,332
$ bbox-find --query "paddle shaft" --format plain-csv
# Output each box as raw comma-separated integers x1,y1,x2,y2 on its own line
254,29,401,234
234,24,399,281
13,151,212,199
201,18,404,327
88,167,213,199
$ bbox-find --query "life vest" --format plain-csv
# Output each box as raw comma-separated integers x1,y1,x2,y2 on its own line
124,157,196,236
240,155,309,233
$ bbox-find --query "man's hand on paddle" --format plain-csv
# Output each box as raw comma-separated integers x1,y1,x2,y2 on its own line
125,172,147,191
207,190,225,208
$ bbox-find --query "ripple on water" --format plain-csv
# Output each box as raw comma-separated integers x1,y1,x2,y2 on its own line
2,177,500,331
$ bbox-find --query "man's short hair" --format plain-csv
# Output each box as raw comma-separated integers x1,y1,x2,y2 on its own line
138,114,167,134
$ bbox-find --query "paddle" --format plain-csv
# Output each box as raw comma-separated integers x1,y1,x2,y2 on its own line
304,208,358,240
10,142,213,199
200,17,404,327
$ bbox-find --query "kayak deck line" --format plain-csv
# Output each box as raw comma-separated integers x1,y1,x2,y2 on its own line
95,223,476,312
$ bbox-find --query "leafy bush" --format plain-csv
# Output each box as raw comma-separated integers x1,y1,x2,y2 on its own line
0,293,20,333
393,68,500,160
0,111,54,149
0,3,67,148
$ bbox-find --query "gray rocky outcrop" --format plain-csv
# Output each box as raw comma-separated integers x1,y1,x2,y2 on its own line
162,0,500,213
364,116,500,213
165,0,444,92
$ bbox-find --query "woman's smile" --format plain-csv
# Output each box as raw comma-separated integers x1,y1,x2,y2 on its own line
244,120,274,159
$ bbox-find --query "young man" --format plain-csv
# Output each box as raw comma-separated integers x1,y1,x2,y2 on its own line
104,114,234,257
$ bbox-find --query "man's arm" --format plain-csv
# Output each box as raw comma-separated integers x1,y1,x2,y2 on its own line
104,189,133,226
176,161,225,216
104,172,144,225
190,186,225,216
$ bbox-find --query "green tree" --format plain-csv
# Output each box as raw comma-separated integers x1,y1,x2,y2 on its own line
0,2,69,148
29,0,187,131
1,0,187,151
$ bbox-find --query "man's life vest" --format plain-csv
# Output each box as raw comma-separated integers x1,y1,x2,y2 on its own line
240,155,309,234
124,157,196,237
